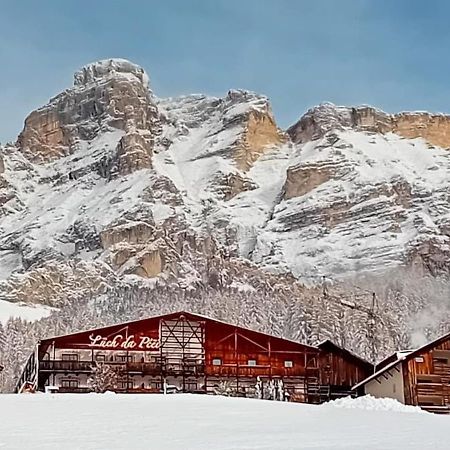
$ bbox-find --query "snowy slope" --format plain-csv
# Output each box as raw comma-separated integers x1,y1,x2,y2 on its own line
252,130,450,280
0,300,54,324
0,394,447,450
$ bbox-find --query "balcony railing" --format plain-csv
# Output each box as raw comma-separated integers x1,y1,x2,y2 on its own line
57,387,92,394
39,360,93,372
127,362,161,375
39,359,205,375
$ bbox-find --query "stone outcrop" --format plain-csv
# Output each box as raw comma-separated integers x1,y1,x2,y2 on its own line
391,113,450,148
0,149,15,212
17,59,160,167
284,164,333,200
221,90,286,171
288,103,450,149
233,109,286,171
100,221,155,249
116,128,153,175
127,246,164,278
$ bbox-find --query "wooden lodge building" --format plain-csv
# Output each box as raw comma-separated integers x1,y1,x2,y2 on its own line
353,331,450,413
16,311,373,403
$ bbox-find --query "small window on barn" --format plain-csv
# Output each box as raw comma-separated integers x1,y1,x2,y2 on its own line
432,350,450,365
417,374,441,384
212,358,222,366
248,359,257,366
284,360,293,368
433,357,449,364
415,357,424,363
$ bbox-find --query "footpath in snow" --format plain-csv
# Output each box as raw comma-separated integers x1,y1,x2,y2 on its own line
0,394,447,450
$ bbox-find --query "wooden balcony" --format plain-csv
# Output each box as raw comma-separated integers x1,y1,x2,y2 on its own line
206,364,303,378
39,360,93,372
39,359,205,376
127,362,162,375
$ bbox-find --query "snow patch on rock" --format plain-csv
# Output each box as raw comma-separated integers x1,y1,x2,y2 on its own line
74,58,150,89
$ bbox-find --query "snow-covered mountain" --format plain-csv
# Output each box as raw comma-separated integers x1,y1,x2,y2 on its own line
1,58,450,311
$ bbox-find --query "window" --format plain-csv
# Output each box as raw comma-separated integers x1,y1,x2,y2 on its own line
118,380,134,389
433,357,449,364
247,359,257,367
61,379,79,388
417,374,441,384
212,358,222,366
116,354,133,362
61,354,78,361
95,354,106,362
284,360,293,368
415,357,424,363
432,350,450,365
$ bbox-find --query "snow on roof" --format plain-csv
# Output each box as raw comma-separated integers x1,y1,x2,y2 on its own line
352,358,405,391
353,331,450,390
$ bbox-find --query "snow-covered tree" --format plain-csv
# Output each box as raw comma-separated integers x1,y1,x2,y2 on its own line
88,363,121,393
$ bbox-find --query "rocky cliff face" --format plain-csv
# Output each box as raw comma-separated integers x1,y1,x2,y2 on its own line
288,102,450,149
0,59,290,307
17,59,160,174
1,60,450,312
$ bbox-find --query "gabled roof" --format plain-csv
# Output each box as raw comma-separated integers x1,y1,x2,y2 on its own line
353,357,405,390
39,310,320,352
318,340,373,371
353,330,450,390
375,349,415,371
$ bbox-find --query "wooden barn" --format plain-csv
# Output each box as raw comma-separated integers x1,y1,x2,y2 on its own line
353,331,450,413
317,340,374,399
16,311,372,402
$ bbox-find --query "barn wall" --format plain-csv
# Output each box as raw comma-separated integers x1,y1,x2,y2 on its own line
319,352,371,388
204,325,317,379
403,338,450,408
24,312,374,403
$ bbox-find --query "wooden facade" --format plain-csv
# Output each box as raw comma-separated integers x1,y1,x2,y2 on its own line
354,331,450,414
16,311,372,403
318,340,374,399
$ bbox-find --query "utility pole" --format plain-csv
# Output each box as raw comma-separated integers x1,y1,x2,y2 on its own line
367,292,378,371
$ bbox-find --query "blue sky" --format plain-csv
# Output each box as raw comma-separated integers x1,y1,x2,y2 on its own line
1,0,450,141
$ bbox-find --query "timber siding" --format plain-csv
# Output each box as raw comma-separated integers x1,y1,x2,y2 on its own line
403,340,450,410
16,311,373,404
355,331,450,414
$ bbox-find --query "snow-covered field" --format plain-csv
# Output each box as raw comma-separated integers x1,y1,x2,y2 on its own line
0,394,447,449
0,299,54,324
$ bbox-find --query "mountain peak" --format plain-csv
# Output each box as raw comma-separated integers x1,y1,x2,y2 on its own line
73,58,150,89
